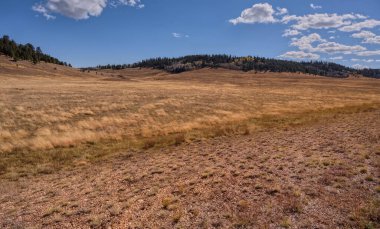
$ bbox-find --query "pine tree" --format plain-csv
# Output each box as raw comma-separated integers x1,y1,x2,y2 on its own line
0,35,69,66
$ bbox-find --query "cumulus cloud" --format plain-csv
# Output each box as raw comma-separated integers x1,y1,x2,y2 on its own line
330,56,343,60
229,3,277,25
290,33,326,51
110,0,143,8
282,13,361,30
276,7,288,16
117,0,141,6
230,2,380,63
282,29,301,37
33,0,107,20
313,42,366,54
231,3,374,37
33,0,143,20
351,30,374,39
356,50,380,56
339,19,380,32
290,33,366,55
351,31,380,44
310,4,322,10
355,14,368,19
352,58,380,63
279,51,320,59
32,4,56,20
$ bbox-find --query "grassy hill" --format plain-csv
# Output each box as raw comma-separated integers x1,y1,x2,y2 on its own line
2,35,379,79
94,54,380,78
0,35,69,66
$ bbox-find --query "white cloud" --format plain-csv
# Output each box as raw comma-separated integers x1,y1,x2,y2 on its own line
351,30,374,39
229,2,379,56
34,0,107,20
282,13,359,30
282,29,301,37
230,3,277,25
310,4,322,10
230,5,380,60
33,0,143,20
276,10,380,61
363,37,380,44
116,0,141,6
32,4,56,20
172,33,180,38
352,64,369,69
111,0,143,7
330,56,343,60
313,42,366,54
351,58,378,63
279,51,320,59
290,33,366,54
172,33,181,38
355,14,368,19
172,33,189,38
276,7,288,16
290,33,326,51
339,19,380,32
356,50,380,56
351,31,380,44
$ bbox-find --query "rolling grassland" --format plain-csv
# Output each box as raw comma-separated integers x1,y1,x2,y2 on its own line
0,56,379,228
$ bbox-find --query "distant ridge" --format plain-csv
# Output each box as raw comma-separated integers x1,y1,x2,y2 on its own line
1,35,378,78
0,35,70,66
93,55,380,79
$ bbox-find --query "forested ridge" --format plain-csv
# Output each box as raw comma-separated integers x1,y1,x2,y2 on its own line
1,35,378,78
0,35,70,66
95,54,380,78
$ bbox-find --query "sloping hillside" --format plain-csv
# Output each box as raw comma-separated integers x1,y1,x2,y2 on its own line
93,54,380,78
0,55,83,78
0,35,68,66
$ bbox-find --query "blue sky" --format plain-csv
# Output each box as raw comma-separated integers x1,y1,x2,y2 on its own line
1,0,380,68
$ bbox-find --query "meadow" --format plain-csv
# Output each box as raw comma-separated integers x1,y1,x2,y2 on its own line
1,57,380,177
0,57,379,228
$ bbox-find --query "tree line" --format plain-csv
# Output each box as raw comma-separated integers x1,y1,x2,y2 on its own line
95,54,380,78
2,35,376,78
0,35,70,66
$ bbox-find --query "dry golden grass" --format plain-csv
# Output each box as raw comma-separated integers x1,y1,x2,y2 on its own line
0,56,380,177
1,106,379,228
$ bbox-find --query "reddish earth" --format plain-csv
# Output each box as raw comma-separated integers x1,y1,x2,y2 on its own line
1,110,379,229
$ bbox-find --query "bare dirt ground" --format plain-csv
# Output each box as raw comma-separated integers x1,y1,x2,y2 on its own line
1,110,379,229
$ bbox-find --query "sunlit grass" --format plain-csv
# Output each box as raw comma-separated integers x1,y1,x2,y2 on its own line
0,66,379,179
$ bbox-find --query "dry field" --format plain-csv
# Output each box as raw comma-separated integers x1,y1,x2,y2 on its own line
0,56,379,228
